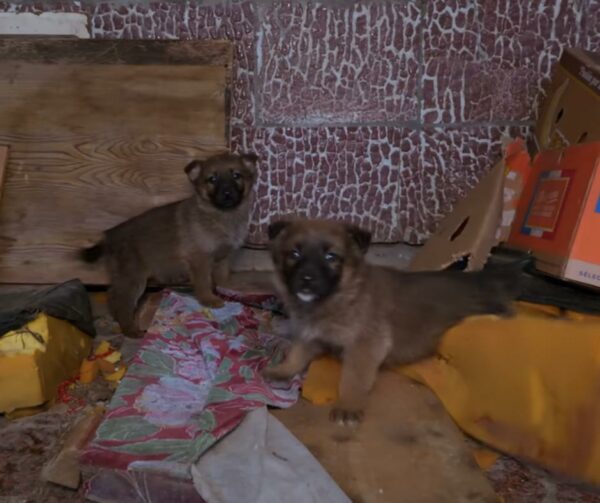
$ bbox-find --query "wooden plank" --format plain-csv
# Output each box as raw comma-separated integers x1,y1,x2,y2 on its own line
0,134,224,284
274,373,498,503
0,64,226,138
0,38,232,66
0,39,230,284
0,145,8,204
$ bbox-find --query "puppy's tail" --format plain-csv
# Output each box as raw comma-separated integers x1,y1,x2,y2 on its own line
80,242,105,263
471,257,532,316
485,256,531,296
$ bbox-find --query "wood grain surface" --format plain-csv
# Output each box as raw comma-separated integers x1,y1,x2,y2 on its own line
0,38,232,66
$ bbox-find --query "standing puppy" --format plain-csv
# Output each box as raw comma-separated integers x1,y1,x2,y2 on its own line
81,152,258,337
264,219,523,425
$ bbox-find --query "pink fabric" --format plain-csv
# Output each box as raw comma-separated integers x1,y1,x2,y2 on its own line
82,290,299,475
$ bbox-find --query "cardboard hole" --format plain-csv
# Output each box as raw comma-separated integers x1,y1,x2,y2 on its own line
555,108,564,124
578,132,588,143
445,255,470,271
450,217,470,242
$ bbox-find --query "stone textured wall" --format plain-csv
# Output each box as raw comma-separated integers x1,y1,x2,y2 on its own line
3,0,599,245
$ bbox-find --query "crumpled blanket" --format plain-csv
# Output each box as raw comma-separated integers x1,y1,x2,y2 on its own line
82,290,301,477
191,407,350,503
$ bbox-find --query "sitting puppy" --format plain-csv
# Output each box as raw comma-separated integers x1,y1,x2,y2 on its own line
80,152,258,337
263,218,523,425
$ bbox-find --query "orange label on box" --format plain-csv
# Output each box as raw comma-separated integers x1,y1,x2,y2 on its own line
521,170,575,239
525,177,569,231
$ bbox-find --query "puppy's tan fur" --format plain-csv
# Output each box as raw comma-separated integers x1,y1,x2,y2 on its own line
81,152,258,337
264,219,521,424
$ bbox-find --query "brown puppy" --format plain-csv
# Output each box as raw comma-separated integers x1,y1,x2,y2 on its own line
263,219,523,425
81,152,258,337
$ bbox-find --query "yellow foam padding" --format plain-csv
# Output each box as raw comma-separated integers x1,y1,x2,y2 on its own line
0,314,92,413
302,302,600,485
471,447,500,470
302,356,341,405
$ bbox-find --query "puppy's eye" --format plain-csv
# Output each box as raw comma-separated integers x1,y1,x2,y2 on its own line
324,252,339,263
232,171,241,180
289,249,301,260
207,175,218,184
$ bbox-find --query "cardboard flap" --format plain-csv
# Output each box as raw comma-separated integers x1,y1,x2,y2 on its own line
535,48,600,151
409,161,505,272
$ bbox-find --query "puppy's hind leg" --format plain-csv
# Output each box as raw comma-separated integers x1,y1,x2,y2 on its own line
108,269,147,338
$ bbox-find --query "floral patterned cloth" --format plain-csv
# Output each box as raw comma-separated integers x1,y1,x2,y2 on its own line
81,289,299,476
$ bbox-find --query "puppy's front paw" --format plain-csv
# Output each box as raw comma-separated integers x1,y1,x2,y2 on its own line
262,365,294,381
123,329,146,339
329,406,364,427
198,295,225,309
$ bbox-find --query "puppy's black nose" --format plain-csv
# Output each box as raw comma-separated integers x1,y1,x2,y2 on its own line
223,189,232,197
302,273,313,283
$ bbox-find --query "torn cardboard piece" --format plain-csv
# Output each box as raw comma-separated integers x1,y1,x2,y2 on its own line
409,159,505,272
536,48,600,151
41,405,105,489
277,372,497,503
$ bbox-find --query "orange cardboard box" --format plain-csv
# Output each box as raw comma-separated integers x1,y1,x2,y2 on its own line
507,141,600,288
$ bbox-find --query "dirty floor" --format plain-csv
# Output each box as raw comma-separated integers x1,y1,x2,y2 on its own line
1,282,600,503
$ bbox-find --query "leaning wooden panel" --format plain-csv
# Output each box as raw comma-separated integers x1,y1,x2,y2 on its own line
0,39,230,284
0,145,8,204
0,64,226,138
0,134,226,284
0,39,231,66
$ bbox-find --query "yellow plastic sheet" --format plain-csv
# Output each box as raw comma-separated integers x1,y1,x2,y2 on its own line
0,314,92,413
302,303,600,485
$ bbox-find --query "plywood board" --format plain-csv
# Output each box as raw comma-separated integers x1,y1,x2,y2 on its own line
0,39,231,284
274,373,498,503
0,145,8,204
0,65,226,138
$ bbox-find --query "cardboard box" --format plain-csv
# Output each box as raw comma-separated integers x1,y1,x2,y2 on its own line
507,141,600,288
535,48,600,151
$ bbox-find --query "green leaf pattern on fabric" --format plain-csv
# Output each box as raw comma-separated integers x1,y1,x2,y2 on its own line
96,416,159,442
110,377,145,408
239,365,254,380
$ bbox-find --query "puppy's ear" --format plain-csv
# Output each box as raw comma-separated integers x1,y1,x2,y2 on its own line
240,153,258,173
184,160,204,182
346,224,371,254
268,220,290,241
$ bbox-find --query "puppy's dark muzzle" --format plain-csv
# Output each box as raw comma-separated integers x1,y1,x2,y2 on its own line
290,263,330,300
299,272,315,291
213,183,243,209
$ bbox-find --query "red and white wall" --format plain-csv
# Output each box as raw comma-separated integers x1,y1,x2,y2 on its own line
2,0,598,245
